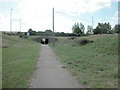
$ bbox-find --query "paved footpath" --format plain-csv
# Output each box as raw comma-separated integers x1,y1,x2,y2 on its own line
30,44,83,88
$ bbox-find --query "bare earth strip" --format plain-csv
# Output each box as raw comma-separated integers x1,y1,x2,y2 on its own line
30,44,83,88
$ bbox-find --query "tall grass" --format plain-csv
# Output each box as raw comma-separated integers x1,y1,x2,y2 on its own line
50,34,118,88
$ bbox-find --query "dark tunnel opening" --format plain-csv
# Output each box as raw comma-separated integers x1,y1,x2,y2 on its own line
45,39,48,44
41,39,49,44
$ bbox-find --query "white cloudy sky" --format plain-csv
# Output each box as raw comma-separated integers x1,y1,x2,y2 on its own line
0,0,119,33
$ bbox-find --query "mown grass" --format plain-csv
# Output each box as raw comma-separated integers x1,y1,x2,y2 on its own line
50,34,118,88
2,34,40,88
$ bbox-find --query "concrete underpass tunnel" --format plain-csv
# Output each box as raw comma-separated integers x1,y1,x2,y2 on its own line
41,38,49,44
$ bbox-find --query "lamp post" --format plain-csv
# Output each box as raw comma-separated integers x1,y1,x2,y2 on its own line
52,8,55,46
10,9,13,33
92,16,94,34
19,18,21,32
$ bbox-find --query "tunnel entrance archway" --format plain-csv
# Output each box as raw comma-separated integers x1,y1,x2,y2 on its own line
41,38,49,44
45,39,48,44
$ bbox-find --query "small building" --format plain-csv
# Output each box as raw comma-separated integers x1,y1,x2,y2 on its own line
27,32,30,37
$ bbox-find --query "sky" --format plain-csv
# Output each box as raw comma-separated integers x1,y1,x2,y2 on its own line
0,0,119,33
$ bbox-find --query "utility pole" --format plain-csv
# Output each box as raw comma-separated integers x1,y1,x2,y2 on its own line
92,16,94,34
19,18,21,32
52,8,55,46
118,1,120,25
92,16,93,29
10,9,13,33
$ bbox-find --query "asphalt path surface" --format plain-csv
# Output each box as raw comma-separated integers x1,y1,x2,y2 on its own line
30,44,83,88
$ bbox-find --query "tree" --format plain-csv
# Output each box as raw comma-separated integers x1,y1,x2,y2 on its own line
112,24,120,33
103,22,112,34
93,22,112,34
28,28,36,35
61,32,65,36
45,29,52,36
86,25,93,35
28,28,32,33
80,23,85,35
72,23,85,36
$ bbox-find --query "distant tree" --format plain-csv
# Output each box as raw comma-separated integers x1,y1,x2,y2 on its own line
16,32,21,35
55,32,60,36
28,28,36,35
45,29,52,36
80,23,85,35
45,30,52,33
61,32,65,36
72,23,85,36
28,28,32,33
93,22,112,34
104,22,112,34
112,24,120,33
72,23,80,36
86,25,93,35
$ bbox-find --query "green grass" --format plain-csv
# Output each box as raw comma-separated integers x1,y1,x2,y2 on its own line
2,34,40,88
50,34,118,88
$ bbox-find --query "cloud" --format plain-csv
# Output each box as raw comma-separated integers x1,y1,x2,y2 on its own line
0,14,9,31
87,0,111,12
17,0,112,32
55,14,74,33
0,0,112,32
0,14,8,31
0,0,23,3
115,11,118,16
111,11,118,20
111,0,120,2
0,13,22,32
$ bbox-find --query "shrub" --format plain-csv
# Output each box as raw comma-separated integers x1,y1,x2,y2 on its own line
54,38,58,41
19,34,28,39
76,39,93,46
2,45,8,48
23,35,28,38
33,37,41,42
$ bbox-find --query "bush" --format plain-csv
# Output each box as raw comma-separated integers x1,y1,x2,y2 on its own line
33,37,41,42
19,34,28,39
76,39,93,46
54,38,58,41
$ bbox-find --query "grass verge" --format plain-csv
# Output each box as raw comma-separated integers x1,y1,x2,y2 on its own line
2,34,40,88
50,34,118,88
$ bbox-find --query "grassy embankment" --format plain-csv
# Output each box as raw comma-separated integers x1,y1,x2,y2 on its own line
2,34,40,88
50,34,118,88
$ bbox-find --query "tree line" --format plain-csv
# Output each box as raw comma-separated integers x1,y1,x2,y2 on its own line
14,22,119,37
72,22,120,36
26,28,76,37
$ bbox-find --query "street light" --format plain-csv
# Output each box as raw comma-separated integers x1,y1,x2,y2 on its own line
19,18,21,32
10,9,13,33
52,8,55,46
